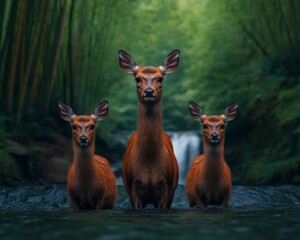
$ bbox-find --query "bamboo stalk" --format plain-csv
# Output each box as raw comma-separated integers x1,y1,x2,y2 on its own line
68,0,75,106
74,0,86,109
0,0,12,98
260,0,278,50
29,0,50,108
0,0,6,47
278,0,295,55
289,0,300,48
238,19,269,57
45,0,67,112
6,0,26,114
16,0,47,123
18,0,27,108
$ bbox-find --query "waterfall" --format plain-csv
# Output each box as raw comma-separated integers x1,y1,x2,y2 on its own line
168,131,201,184
112,131,201,185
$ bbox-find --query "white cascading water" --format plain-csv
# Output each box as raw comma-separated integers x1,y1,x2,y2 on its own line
168,131,201,184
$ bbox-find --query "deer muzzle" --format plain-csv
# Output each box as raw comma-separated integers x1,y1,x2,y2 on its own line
78,135,89,146
210,132,220,144
143,88,156,102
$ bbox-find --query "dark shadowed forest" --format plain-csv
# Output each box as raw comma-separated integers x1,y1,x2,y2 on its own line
0,0,299,186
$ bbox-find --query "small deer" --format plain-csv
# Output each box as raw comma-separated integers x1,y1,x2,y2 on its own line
118,49,180,209
58,101,117,210
185,101,238,208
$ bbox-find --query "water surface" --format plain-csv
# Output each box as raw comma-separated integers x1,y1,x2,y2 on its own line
1,185,300,240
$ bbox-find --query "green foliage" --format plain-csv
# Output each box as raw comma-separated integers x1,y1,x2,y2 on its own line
0,0,299,184
0,149,22,186
0,115,21,185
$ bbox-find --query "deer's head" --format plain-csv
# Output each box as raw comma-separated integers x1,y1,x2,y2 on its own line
189,101,238,145
118,50,180,103
58,101,109,147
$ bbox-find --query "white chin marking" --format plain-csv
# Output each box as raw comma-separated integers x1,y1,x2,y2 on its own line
79,143,89,147
144,97,155,102
210,140,219,144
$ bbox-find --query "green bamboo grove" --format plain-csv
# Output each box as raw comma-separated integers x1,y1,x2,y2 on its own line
0,0,299,185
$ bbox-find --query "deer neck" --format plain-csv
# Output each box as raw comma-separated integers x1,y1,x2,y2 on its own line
73,142,95,180
136,101,163,162
203,141,225,174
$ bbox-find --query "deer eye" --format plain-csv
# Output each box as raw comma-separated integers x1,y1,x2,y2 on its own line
90,125,95,130
72,125,77,130
135,77,142,83
203,124,208,129
220,124,225,129
157,77,163,83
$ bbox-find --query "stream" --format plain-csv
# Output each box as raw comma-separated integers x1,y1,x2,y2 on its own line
1,184,300,239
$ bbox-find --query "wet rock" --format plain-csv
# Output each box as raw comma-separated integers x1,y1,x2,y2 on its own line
5,139,29,156
31,132,73,184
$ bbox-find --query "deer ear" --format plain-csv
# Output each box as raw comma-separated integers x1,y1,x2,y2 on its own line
118,50,139,73
58,102,75,122
222,102,238,122
189,101,205,121
159,49,180,73
92,100,109,121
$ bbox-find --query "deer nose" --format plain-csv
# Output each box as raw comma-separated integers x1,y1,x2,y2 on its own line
144,88,154,97
79,135,88,143
211,133,219,140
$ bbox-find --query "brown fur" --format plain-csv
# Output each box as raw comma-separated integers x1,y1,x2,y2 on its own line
140,66,159,74
119,49,180,209
122,102,179,209
185,147,232,208
59,106,117,210
185,115,232,208
68,145,117,210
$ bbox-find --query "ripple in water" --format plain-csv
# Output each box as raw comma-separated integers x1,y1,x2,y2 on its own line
1,185,300,240
0,185,300,210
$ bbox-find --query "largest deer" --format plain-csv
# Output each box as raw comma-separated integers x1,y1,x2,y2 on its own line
118,50,180,209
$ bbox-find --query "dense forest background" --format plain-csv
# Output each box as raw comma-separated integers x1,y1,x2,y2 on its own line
0,0,299,186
